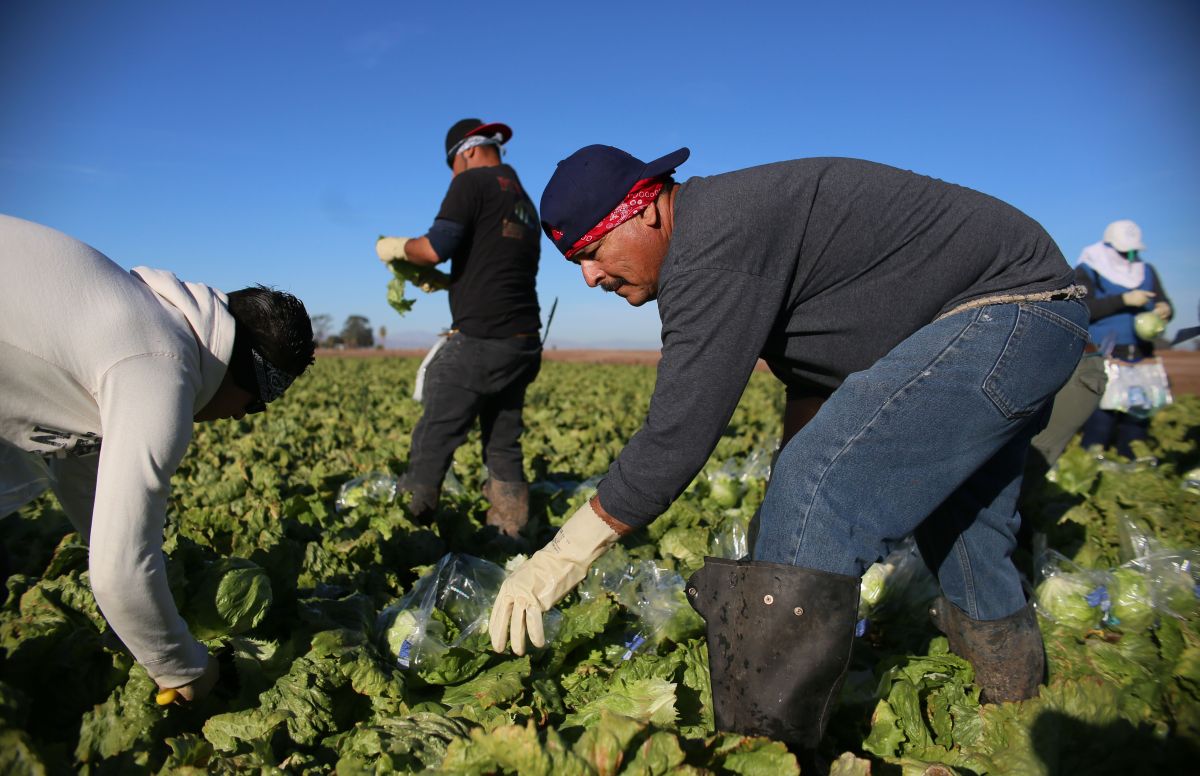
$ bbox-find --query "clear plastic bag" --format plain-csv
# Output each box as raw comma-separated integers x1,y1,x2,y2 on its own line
577,551,704,659
709,517,749,560
705,459,747,508
1140,551,1199,620
335,472,399,513
1032,550,1112,631
1098,357,1173,418
612,561,704,658
1106,561,1158,631
855,537,940,634
1112,515,1199,623
1116,513,1159,564
377,553,561,680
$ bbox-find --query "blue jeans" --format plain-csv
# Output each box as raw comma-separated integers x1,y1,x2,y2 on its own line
752,300,1088,620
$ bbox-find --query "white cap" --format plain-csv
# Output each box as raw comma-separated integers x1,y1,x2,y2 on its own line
1103,219,1145,253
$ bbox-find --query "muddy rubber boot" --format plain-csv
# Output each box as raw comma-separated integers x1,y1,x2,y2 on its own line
482,478,530,538
399,476,440,524
685,558,859,751
928,596,1044,704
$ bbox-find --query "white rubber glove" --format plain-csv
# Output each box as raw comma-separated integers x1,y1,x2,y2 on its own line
489,500,620,655
376,236,410,264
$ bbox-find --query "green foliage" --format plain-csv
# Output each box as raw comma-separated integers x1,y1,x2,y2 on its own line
2,360,1197,774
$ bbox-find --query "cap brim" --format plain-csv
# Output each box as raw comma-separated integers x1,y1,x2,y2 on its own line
640,147,689,180
466,122,513,144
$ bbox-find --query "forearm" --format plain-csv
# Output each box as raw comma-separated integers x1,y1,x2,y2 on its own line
597,270,783,529
589,494,637,537
402,236,441,266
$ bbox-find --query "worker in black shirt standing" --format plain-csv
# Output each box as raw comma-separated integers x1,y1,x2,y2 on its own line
376,118,541,540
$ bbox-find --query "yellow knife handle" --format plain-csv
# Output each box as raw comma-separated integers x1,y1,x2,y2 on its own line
156,688,178,705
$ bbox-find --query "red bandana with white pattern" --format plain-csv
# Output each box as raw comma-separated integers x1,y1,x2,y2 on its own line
564,176,665,259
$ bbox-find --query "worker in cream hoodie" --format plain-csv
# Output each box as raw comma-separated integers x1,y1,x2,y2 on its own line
0,214,315,700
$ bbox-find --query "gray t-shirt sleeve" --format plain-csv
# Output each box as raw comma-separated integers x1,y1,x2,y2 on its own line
596,265,786,529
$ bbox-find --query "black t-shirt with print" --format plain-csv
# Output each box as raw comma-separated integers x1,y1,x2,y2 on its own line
435,163,541,337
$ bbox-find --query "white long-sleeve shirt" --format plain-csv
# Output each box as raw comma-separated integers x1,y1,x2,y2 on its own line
0,214,235,687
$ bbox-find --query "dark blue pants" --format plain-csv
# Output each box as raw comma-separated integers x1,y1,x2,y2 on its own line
1080,408,1149,459
405,333,541,488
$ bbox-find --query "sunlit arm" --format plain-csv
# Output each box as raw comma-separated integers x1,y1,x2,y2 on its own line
403,237,441,267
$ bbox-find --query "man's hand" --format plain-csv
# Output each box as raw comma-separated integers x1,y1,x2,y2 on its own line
1153,301,1172,320
157,654,219,704
489,500,620,655
376,236,410,264
1122,289,1156,308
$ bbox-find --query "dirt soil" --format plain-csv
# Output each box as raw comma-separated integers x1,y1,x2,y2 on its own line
321,348,1200,395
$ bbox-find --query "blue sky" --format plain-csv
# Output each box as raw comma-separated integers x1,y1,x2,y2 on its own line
2,0,1197,348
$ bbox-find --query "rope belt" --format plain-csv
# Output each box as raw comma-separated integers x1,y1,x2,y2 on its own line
935,284,1087,322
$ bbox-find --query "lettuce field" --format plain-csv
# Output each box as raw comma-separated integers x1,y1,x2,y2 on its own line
2,355,1199,775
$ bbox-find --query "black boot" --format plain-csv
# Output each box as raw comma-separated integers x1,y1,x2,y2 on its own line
685,558,859,750
928,596,1044,704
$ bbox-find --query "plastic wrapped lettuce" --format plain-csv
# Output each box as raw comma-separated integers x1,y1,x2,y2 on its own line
1107,565,1156,631
335,472,399,513
377,554,499,685
185,558,273,640
1033,551,1109,631
707,465,744,508
1144,552,1199,619
854,537,939,629
708,515,749,560
377,553,561,685
858,561,894,619
702,448,773,509
579,555,703,658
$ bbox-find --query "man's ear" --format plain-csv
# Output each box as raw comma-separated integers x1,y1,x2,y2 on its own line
639,198,662,228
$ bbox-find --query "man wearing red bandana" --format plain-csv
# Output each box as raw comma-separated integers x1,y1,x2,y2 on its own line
488,145,1091,762
375,119,542,542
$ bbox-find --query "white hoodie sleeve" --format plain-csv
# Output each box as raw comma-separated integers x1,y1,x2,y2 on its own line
87,352,208,688
48,455,100,537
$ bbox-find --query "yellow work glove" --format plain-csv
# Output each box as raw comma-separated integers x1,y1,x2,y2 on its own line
376,236,410,264
489,500,620,655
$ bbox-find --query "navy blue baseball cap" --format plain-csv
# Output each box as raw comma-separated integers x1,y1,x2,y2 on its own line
540,145,689,258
